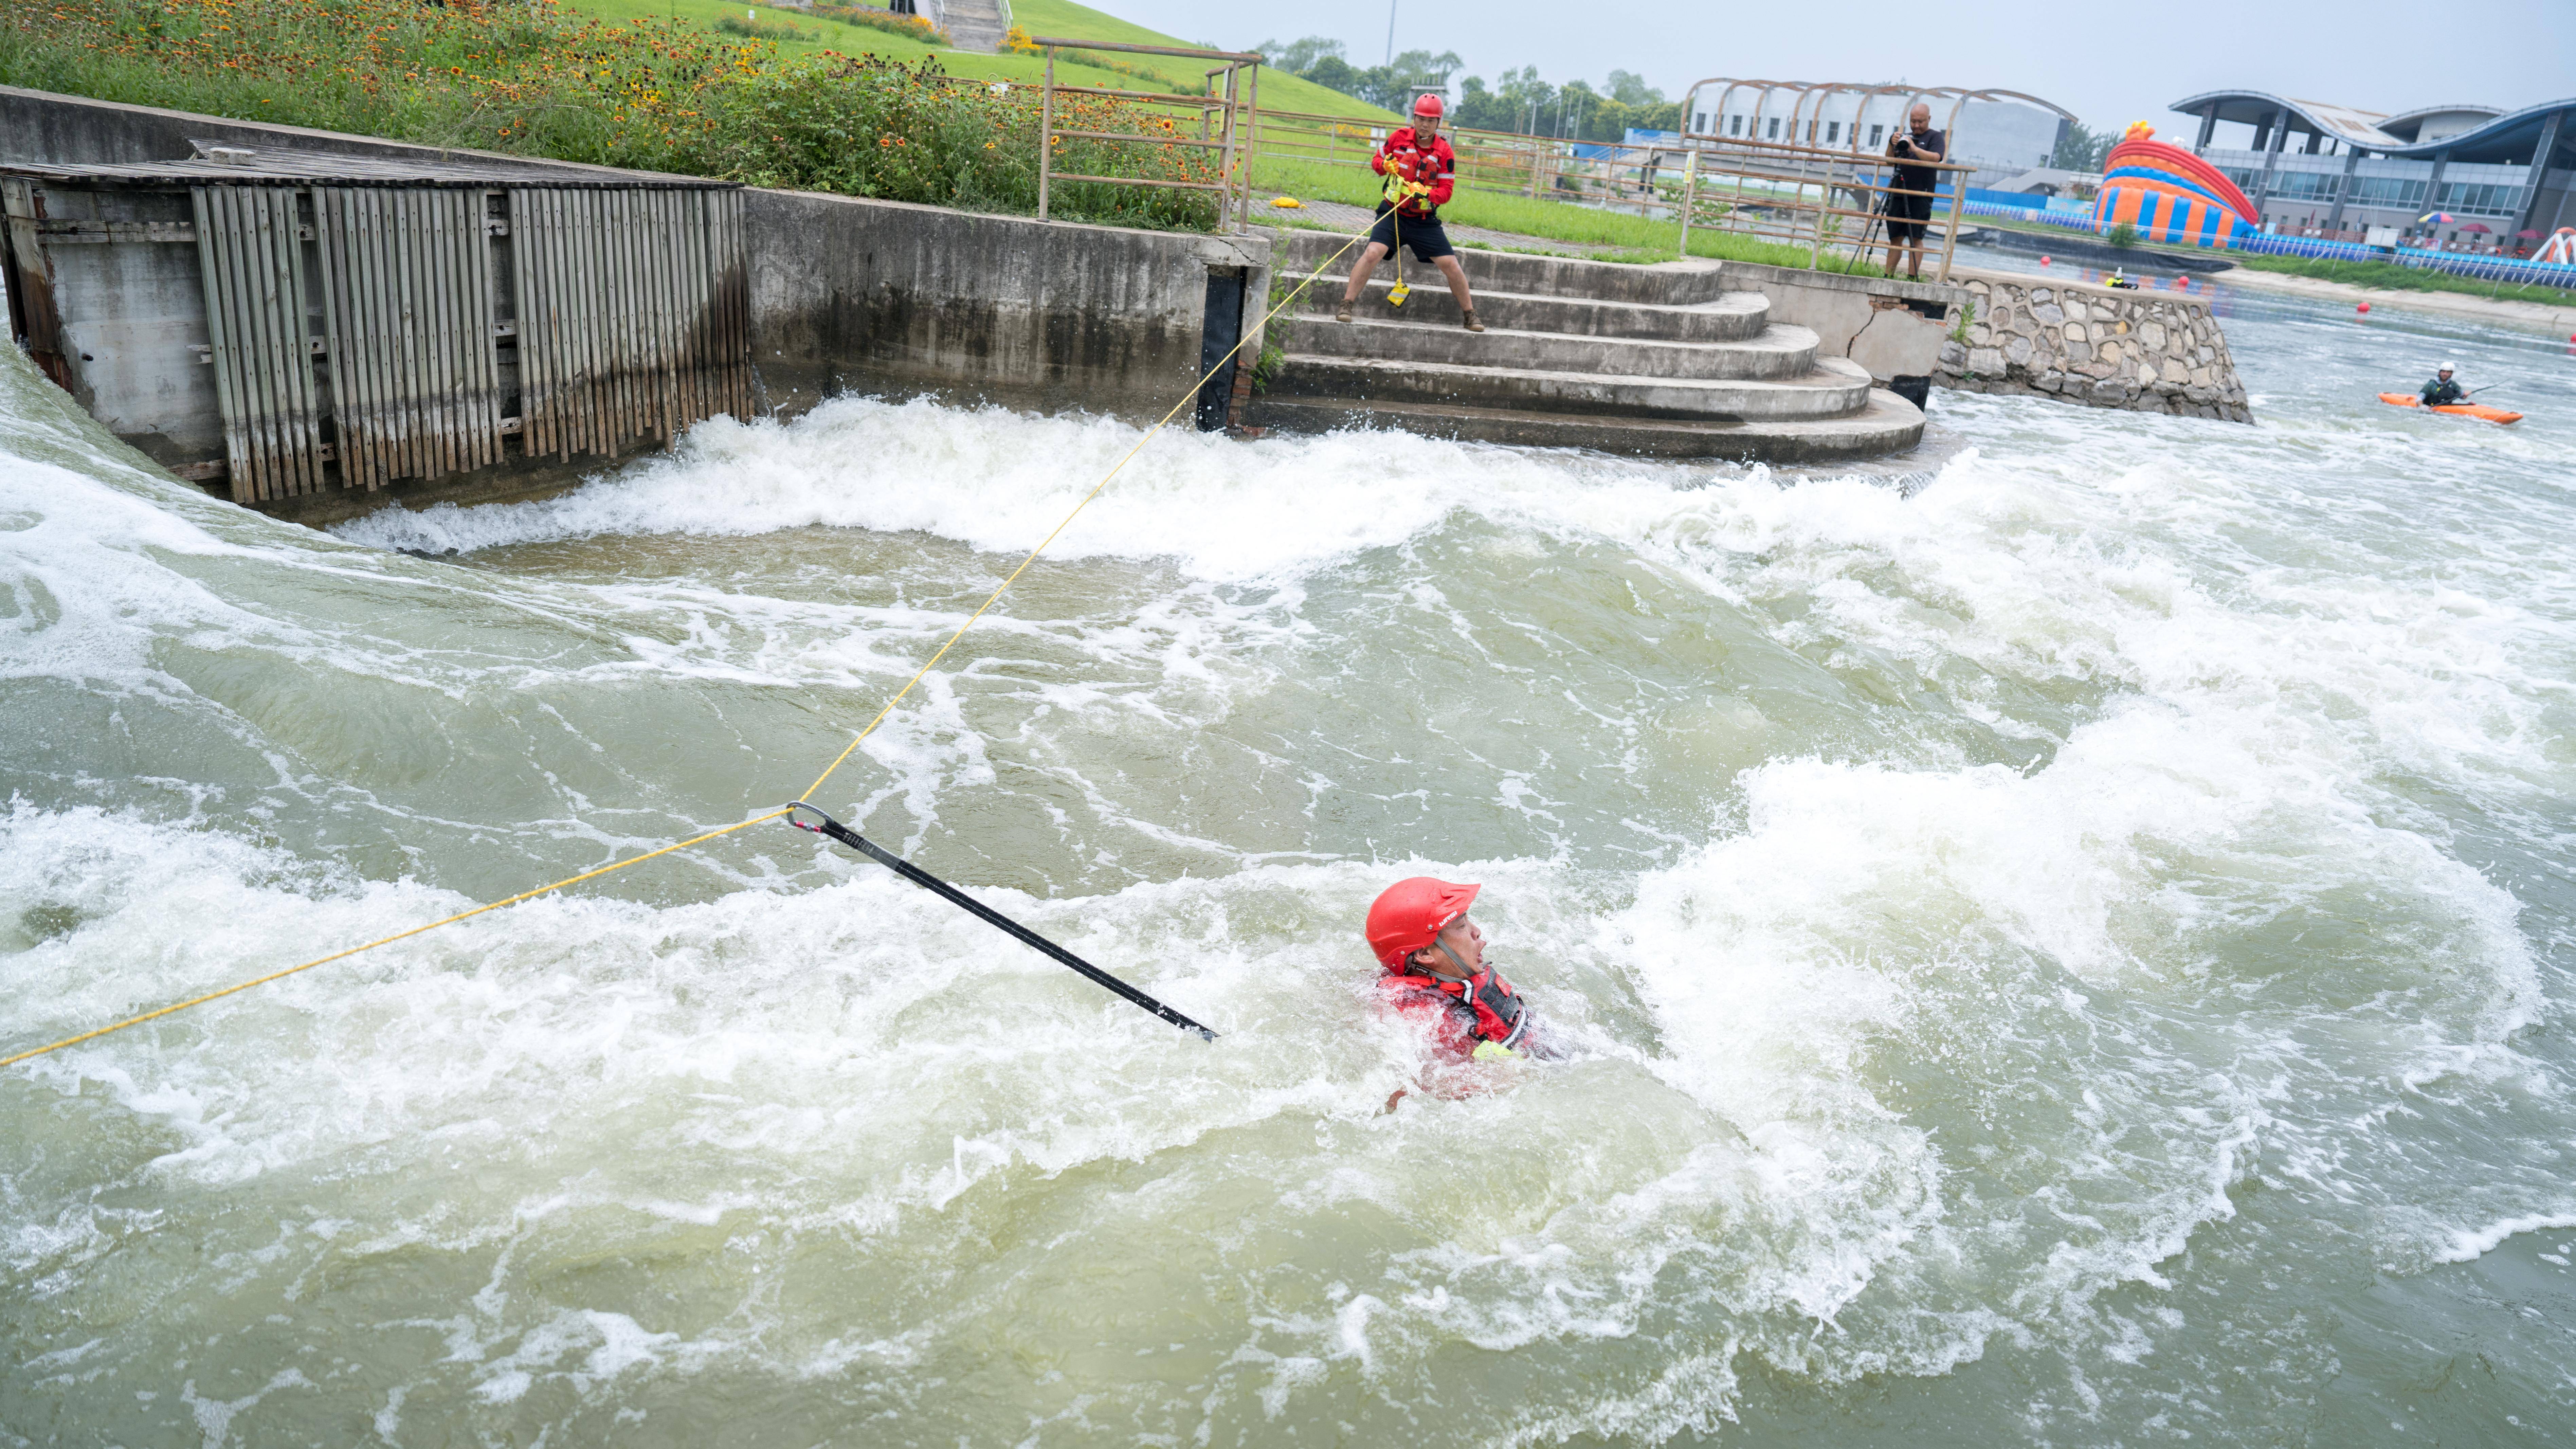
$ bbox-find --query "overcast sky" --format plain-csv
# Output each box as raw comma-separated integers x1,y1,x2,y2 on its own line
1120,0,2575,139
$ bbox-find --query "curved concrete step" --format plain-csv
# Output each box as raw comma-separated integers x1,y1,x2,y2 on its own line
1246,388,1926,464
1283,315,1818,380
1268,353,1876,422
1269,226,1731,304
1284,273,1772,342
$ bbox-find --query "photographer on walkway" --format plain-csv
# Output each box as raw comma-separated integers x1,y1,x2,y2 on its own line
1338,93,1484,332
1881,103,1947,280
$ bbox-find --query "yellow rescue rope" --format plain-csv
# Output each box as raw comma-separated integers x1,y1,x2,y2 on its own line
2,223,1376,1071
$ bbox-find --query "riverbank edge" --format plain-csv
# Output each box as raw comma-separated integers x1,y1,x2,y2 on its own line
2212,265,2576,336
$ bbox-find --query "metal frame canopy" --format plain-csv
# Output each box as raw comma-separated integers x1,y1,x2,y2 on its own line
1677,77,2078,157
2170,90,2576,165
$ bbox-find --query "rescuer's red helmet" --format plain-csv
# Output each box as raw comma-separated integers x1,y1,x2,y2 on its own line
1412,93,1444,122
1365,877,1480,968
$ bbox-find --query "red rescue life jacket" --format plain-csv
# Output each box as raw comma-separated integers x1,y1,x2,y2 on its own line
1377,964,1530,1051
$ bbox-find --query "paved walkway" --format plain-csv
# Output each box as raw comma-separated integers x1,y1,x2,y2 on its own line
1277,199,1622,257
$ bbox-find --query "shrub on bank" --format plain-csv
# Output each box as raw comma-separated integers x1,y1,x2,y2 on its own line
0,0,1222,230
716,14,821,44
812,4,948,48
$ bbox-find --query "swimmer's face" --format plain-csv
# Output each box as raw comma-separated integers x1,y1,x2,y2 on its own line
1418,915,1485,976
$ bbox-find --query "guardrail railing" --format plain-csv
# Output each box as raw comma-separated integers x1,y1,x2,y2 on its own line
1034,37,1260,231
1241,105,1980,279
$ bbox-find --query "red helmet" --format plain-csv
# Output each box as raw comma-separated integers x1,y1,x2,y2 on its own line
1365,877,1479,968
1412,93,1444,121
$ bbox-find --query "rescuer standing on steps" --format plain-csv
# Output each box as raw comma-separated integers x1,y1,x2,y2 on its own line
1338,94,1483,332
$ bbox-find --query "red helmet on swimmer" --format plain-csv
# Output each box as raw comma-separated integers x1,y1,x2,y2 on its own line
1411,92,1444,122
1365,876,1479,968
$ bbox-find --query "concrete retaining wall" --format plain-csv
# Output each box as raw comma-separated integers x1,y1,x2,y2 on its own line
4,85,1273,522
1936,269,2251,422
745,189,1269,425
1716,259,1964,384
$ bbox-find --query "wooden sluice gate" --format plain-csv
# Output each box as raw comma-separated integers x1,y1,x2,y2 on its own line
2,145,750,510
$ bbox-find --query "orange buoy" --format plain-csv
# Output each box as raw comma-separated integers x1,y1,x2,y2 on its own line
2357,302,2371,313
2039,255,2051,265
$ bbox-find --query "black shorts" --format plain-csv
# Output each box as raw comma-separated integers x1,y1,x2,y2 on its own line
1882,186,1933,244
1369,200,1454,262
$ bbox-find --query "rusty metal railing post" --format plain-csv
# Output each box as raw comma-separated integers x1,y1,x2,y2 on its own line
1678,145,1699,254
1037,46,1056,220
1240,61,1259,231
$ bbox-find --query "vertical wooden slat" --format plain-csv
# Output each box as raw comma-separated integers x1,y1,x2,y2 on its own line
733,187,752,419
607,188,637,450
582,188,611,457
505,189,538,458
366,188,413,484
558,189,588,459
532,187,562,459
315,189,363,492
423,188,460,480
190,188,253,503
473,191,503,469
459,188,494,471
352,188,397,490
683,189,712,428
225,188,284,502
277,187,326,494
382,189,419,482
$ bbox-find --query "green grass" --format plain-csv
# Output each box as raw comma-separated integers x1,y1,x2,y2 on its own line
1252,154,1887,274
567,0,1392,119
2230,252,2576,303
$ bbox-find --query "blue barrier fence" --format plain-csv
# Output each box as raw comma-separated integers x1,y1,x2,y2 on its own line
1954,199,2576,289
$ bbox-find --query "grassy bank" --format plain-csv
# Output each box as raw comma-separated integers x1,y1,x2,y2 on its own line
1253,155,1888,274
2230,252,2576,304
0,0,1231,229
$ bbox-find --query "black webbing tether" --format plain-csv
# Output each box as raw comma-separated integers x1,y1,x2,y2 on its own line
784,802,1218,1040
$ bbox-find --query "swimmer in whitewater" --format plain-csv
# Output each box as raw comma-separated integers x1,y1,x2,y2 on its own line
1367,878,1561,1104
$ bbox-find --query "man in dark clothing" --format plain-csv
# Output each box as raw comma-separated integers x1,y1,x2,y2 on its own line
2421,361,2465,406
1338,93,1484,332
1881,102,1947,280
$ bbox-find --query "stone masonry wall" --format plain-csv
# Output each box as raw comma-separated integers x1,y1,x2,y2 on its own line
1934,270,2251,423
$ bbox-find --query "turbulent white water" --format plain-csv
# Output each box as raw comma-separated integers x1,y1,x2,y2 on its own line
7,269,2576,1446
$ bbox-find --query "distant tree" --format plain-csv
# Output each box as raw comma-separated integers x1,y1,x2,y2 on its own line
1604,70,1663,107
1303,55,1365,100
2050,120,2115,172
1253,35,1346,76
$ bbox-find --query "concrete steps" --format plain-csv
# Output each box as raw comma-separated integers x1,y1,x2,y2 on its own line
1284,271,1774,342
937,0,1005,52
1290,314,1821,381
1274,229,1731,303
1249,388,1929,464
1266,354,1877,421
1254,225,1925,463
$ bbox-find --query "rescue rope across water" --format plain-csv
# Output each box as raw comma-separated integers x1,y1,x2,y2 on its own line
3,223,1374,1071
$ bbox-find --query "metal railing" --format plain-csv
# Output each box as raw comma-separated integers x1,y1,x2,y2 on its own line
1034,37,1259,230
1672,131,1979,280
1240,103,1977,279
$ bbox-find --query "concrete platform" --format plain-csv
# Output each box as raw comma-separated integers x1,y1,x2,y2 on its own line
1270,354,1877,421
1248,388,1929,464
1289,314,1824,380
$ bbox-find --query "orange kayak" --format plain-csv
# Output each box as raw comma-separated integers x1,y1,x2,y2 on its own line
2378,392,2522,424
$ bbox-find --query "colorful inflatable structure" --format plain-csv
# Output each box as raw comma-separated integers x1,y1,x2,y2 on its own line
2091,122,2258,249
2537,228,2576,265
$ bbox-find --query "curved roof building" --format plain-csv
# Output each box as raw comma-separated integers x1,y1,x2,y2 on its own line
2165,90,2576,243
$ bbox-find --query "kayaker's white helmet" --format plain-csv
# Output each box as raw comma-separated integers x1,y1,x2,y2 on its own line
2439,360,2457,374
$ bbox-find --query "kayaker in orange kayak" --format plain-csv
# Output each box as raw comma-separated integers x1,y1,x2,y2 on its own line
2420,361,2466,408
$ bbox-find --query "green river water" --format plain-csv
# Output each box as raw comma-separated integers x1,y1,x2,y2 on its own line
6,264,2576,1446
